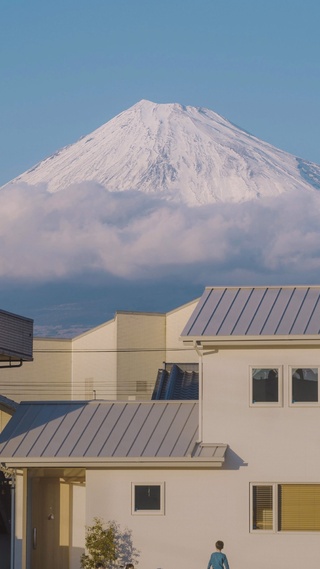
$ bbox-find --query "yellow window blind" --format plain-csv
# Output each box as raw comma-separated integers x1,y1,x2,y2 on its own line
280,484,320,531
253,485,273,530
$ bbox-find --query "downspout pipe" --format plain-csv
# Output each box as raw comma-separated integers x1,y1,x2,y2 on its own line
10,470,16,569
194,342,203,442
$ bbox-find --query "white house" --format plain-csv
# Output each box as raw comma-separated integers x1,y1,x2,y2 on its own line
1,285,320,569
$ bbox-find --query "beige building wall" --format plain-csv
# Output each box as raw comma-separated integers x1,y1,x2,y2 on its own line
71,320,117,400
70,483,86,568
0,410,12,431
0,338,72,403
0,298,199,404
116,312,166,400
165,299,199,363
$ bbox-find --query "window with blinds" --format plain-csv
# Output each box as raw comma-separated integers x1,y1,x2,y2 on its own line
279,484,320,531
252,485,273,530
252,484,320,532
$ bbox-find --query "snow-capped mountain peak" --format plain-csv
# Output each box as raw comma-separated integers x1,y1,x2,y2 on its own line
4,99,320,205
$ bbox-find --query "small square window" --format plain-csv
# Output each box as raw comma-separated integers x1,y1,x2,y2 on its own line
291,368,318,403
250,367,281,405
132,483,164,515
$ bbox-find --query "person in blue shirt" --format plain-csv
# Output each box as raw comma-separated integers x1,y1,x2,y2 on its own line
207,540,230,569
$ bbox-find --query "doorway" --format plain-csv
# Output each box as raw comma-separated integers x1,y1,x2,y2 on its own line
28,469,85,569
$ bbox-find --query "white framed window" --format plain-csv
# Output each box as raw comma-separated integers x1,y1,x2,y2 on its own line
250,367,282,406
251,483,320,532
131,483,165,515
290,367,319,405
251,484,275,531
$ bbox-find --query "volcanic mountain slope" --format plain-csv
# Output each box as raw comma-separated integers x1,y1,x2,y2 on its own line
5,99,320,205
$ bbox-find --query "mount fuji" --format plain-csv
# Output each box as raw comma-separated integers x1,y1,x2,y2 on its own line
4,99,320,206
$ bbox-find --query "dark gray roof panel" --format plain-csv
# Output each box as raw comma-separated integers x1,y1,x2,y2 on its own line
0,309,33,361
182,286,320,337
0,401,201,460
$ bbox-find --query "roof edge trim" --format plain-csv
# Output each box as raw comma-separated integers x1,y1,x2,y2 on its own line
2,456,226,469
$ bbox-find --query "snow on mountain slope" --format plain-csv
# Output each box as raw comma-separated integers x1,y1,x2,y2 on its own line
4,99,320,205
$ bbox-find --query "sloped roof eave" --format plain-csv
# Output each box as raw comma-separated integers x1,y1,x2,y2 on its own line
181,334,320,347
1,453,227,469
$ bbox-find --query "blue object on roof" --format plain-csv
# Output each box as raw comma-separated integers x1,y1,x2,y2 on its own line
152,364,199,400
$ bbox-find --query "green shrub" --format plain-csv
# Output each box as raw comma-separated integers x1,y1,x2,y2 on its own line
81,517,139,569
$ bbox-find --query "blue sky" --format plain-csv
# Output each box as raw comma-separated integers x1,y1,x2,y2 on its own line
2,0,320,186
2,0,320,336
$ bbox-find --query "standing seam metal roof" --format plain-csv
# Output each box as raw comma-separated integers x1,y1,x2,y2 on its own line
181,286,320,337
0,401,224,462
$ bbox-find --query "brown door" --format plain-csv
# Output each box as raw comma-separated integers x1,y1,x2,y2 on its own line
30,477,70,569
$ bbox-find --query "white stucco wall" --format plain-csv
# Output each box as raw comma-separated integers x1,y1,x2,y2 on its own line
199,343,320,569
85,468,236,569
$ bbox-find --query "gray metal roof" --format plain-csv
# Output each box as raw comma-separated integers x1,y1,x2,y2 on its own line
181,286,320,338
0,400,226,467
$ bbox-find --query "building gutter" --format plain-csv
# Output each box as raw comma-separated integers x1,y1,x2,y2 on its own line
1,455,226,469
183,336,320,348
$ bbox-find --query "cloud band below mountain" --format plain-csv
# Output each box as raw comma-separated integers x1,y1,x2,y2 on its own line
2,181,320,284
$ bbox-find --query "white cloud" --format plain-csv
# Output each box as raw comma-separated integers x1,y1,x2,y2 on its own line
1,181,320,284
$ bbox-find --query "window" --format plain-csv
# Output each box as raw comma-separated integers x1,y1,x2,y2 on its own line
132,483,164,515
250,368,280,405
291,367,318,403
252,485,273,530
251,484,320,532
